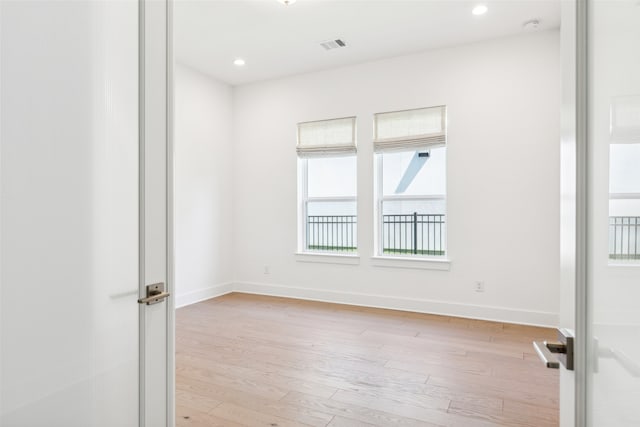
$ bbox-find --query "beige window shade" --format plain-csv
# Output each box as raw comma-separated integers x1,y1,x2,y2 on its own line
374,106,446,152
297,117,356,157
610,95,640,143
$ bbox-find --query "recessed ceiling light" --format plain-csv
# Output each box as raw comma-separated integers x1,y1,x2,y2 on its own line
278,0,297,5
233,58,246,67
523,19,540,31
472,4,488,16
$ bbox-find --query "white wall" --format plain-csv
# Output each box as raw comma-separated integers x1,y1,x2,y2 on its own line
174,64,234,307
231,31,561,326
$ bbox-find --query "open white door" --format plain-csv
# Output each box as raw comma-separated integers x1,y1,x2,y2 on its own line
558,1,640,426
584,0,640,425
0,1,173,426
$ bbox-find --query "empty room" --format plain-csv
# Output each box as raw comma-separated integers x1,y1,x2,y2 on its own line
174,1,560,426
2,0,639,426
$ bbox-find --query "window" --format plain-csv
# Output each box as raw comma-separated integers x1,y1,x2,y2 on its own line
374,106,447,258
297,117,357,254
609,144,640,262
608,96,640,263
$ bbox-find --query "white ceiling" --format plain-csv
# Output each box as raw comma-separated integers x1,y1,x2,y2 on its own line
174,0,560,86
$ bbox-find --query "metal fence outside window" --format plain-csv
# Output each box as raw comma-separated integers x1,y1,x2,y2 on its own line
306,215,357,252
382,213,445,256
305,213,446,256
610,216,640,260
305,214,639,259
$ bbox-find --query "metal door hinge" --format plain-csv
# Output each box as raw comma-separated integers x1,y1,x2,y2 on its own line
138,282,170,305
533,328,574,370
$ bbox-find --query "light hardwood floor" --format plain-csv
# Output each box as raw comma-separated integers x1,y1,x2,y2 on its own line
176,293,559,427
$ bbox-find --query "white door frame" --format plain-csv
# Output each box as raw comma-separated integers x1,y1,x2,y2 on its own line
560,0,588,425
574,0,588,424
138,0,175,426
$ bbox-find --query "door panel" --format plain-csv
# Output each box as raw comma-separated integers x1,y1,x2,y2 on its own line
1,1,171,426
587,0,640,425
0,1,139,426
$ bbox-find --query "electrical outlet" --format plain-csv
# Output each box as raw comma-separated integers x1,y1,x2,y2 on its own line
263,265,270,275
474,281,485,292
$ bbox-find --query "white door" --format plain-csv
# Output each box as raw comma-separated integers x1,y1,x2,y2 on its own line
0,1,173,426
585,0,640,425
558,1,640,425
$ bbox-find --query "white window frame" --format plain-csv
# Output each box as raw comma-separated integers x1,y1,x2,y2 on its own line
374,146,447,260
608,192,640,265
298,157,358,255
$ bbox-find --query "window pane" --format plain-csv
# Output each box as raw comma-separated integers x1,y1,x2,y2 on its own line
381,147,446,197
308,155,357,198
609,143,640,262
306,200,357,252
379,147,446,257
380,201,446,256
609,144,640,194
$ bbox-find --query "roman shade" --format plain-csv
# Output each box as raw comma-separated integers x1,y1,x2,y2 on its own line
297,117,356,157
374,106,446,152
610,96,640,143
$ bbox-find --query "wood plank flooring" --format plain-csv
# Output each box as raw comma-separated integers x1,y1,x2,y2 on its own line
176,293,559,427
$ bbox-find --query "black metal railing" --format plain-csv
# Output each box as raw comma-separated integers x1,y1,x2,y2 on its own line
610,216,640,260
305,213,446,255
306,215,357,252
382,213,445,256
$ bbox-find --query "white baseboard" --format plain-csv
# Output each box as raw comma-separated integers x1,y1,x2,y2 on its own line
232,281,559,328
175,281,559,327
175,282,234,308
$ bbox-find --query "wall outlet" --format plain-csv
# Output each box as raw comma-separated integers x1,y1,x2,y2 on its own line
263,265,270,275
474,281,485,292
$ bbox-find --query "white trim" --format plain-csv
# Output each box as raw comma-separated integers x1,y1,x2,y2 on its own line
374,154,383,256
370,255,451,271
607,262,640,268
609,193,640,200
137,0,146,424
382,195,445,201
166,0,175,425
295,252,360,265
575,0,588,423
298,157,308,252
307,196,357,202
175,283,234,308
231,281,559,328
172,282,558,328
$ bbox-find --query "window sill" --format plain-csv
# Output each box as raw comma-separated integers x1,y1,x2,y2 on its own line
370,256,451,271
295,252,360,265
608,262,640,268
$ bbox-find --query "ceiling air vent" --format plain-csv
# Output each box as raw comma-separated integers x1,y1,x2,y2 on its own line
320,39,347,51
